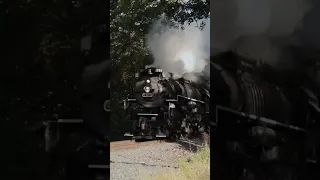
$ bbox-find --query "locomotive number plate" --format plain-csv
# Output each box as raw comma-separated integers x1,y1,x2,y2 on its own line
142,93,153,97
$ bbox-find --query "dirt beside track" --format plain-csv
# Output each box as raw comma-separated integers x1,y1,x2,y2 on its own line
110,140,165,151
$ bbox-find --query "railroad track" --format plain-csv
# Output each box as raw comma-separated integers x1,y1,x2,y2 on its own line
110,140,165,151
110,135,209,152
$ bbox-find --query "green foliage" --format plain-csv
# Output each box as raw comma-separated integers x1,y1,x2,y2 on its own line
3,0,109,121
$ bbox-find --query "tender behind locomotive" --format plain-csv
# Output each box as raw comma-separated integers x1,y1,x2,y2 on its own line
123,67,209,140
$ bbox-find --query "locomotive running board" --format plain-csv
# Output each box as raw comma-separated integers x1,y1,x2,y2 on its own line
124,133,166,138
156,134,167,138
137,113,158,116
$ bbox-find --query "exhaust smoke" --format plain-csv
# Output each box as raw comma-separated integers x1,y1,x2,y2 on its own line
146,18,210,83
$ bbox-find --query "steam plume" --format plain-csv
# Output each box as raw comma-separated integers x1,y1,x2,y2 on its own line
146,18,210,82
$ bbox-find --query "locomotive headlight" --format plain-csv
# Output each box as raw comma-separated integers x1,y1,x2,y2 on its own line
146,79,151,83
144,86,151,93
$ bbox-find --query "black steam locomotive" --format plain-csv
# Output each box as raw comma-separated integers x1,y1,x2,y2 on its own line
210,51,320,180
123,67,210,140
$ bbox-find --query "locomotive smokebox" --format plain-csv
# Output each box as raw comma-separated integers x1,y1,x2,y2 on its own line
134,68,166,108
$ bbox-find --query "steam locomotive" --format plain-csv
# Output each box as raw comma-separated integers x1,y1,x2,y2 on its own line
123,67,210,140
210,51,320,180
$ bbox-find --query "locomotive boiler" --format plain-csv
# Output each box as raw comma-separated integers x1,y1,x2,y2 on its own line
123,67,209,140
210,51,320,180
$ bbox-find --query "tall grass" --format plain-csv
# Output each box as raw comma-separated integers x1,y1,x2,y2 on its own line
140,145,210,180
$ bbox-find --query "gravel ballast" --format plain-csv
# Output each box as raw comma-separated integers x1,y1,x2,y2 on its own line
110,142,195,180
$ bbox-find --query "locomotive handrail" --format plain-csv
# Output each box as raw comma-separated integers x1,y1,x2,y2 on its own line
216,105,306,132
177,95,206,104
123,98,136,103
123,98,136,109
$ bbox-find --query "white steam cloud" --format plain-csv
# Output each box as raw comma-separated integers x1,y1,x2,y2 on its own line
146,18,210,82
211,0,311,68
